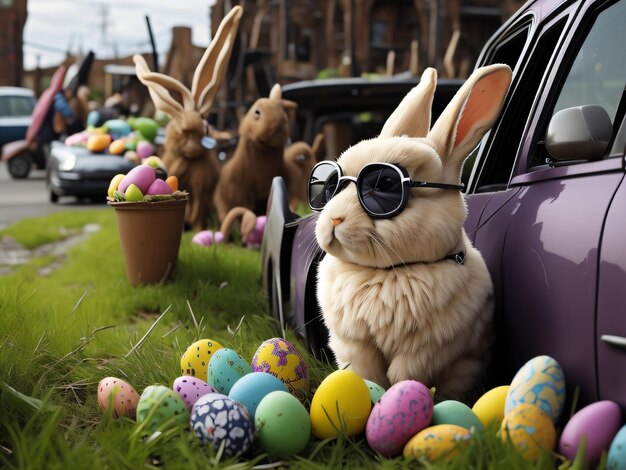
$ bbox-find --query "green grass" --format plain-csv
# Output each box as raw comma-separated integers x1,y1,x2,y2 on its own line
0,210,566,469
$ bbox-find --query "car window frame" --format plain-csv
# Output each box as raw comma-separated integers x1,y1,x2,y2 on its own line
511,0,626,186
467,0,582,193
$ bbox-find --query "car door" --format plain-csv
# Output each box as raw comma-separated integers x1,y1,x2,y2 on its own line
470,0,626,407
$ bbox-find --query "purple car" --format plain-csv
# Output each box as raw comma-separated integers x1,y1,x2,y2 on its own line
262,0,626,410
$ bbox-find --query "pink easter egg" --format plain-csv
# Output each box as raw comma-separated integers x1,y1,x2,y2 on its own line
146,178,173,195
173,375,218,413
559,400,621,466
192,231,225,247
366,380,434,457
118,164,156,194
136,141,155,159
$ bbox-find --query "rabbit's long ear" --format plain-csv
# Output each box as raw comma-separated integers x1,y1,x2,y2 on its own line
133,54,195,121
192,6,243,115
428,64,512,182
379,67,437,138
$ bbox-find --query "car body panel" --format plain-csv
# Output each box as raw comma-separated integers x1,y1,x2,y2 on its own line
47,142,136,199
0,87,35,149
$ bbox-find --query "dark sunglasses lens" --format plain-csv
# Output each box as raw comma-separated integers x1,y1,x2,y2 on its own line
358,166,404,215
309,164,339,209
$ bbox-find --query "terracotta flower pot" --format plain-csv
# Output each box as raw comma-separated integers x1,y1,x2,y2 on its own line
109,198,187,286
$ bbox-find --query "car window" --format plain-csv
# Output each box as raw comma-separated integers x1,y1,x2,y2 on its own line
471,13,568,192
530,0,626,167
0,95,36,117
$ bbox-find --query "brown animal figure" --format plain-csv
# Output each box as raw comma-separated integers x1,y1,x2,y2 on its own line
133,6,242,230
284,132,325,211
213,84,297,222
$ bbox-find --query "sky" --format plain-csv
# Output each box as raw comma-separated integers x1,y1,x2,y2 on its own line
23,0,218,70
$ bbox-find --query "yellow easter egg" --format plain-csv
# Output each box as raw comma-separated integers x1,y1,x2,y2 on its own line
500,403,556,460
107,173,125,199
251,338,309,402
472,385,510,429
180,338,224,382
403,424,472,461
309,369,371,439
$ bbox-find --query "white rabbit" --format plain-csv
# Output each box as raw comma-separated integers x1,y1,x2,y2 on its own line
315,64,512,398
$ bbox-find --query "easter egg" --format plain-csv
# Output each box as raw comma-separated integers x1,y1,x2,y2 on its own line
228,372,288,419
559,400,621,466
65,131,89,146
255,391,311,456
108,139,127,155
403,424,472,461
136,140,155,159
172,376,217,413
142,155,164,169
472,385,509,429
166,175,178,192
145,178,172,196
136,385,189,434
124,184,143,202
87,133,112,153
432,400,483,432
97,377,139,419
608,424,626,470
180,338,224,382
190,393,254,457
192,230,224,246
310,369,371,439
104,119,131,139
251,338,309,401
124,150,140,164
500,403,556,460
505,355,565,423
208,348,252,395
107,173,125,199
366,380,433,457
118,164,156,194
363,379,385,405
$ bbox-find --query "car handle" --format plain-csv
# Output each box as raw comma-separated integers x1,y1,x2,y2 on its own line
601,335,626,348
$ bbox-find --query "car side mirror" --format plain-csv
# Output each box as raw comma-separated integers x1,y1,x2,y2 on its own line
546,105,612,161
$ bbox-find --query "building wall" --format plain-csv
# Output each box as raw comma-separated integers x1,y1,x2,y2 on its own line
0,0,28,86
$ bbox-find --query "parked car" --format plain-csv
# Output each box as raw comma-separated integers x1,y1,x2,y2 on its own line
0,87,35,152
261,0,626,411
46,141,136,203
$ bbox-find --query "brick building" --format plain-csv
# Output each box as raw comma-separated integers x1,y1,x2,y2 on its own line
0,0,27,86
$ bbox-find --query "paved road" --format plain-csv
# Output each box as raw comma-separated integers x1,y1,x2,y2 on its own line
0,162,107,230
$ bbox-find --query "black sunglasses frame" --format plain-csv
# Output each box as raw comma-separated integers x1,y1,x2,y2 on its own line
308,161,465,219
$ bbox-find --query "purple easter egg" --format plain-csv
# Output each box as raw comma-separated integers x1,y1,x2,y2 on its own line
118,164,156,194
146,178,172,195
173,375,218,413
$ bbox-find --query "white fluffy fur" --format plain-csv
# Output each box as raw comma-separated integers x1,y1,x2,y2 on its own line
315,65,511,397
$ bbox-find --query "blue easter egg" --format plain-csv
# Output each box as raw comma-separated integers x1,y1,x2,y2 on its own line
228,371,288,418
208,348,252,395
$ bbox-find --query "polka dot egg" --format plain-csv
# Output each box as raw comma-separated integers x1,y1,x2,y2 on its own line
136,385,190,434
173,375,217,413
190,393,255,457
97,377,139,419
208,348,252,395
180,338,224,382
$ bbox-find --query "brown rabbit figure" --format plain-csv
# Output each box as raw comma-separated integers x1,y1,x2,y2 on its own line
315,65,512,398
284,132,325,211
213,84,297,222
133,6,243,230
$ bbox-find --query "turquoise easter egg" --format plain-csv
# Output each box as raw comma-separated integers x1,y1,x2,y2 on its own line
208,348,252,395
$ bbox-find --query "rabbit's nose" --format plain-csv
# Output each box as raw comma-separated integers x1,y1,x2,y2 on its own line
330,218,344,227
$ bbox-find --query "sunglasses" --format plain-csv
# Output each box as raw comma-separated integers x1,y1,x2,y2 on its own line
308,161,464,219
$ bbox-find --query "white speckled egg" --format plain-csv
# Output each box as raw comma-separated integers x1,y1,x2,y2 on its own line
208,348,252,395
505,355,565,423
